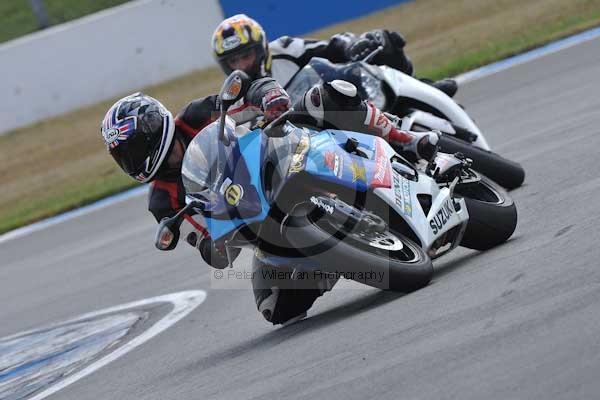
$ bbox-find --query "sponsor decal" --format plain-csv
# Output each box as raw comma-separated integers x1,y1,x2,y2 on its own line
392,172,413,216
225,184,244,207
310,196,334,214
324,151,342,177
288,134,310,176
222,35,241,51
103,116,137,149
371,138,391,188
401,178,412,216
429,199,455,235
102,128,119,144
375,112,390,132
367,103,392,136
350,161,366,183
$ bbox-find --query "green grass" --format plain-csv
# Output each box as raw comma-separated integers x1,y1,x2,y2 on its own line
0,0,130,44
2,0,600,234
1,173,134,231
420,11,600,80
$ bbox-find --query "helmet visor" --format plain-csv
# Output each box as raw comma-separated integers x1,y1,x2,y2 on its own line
224,47,257,71
109,131,154,176
218,44,264,78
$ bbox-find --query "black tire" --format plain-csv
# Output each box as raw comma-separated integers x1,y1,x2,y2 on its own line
456,175,518,250
438,134,525,190
284,210,433,292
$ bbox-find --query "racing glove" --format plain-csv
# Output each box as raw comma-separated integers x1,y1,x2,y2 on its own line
261,87,291,122
246,77,291,123
347,29,413,75
347,29,405,60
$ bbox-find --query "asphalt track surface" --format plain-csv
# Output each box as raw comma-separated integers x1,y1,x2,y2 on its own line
1,37,600,400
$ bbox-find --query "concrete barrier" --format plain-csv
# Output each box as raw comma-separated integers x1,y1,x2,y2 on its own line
0,0,408,135
0,0,223,134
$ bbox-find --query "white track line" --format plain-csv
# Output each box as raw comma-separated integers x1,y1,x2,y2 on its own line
2,290,207,400
2,26,600,245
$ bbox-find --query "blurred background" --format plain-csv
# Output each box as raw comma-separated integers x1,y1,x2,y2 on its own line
1,1,131,42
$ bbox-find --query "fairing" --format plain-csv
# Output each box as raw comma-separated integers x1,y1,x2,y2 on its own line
182,119,469,253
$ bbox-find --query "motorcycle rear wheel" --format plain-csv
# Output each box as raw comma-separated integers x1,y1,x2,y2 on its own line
456,174,518,250
438,134,525,190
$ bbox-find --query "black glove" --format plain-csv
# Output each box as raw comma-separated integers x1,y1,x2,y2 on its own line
199,237,241,269
246,77,291,122
347,30,405,60
347,29,413,75
327,32,358,62
261,87,291,122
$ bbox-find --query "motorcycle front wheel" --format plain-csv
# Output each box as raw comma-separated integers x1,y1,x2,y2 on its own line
284,207,433,292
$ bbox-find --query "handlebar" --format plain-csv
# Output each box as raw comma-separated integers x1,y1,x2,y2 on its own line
361,45,384,63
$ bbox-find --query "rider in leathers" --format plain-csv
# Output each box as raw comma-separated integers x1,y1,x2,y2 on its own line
101,75,438,325
212,14,458,97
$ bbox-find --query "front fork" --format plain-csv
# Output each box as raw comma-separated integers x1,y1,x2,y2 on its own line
299,194,387,234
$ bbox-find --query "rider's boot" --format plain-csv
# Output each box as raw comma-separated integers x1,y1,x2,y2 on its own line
389,129,440,162
252,253,338,325
421,78,458,98
255,285,321,325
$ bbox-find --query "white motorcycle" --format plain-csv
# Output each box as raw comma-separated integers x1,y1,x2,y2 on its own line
285,57,525,190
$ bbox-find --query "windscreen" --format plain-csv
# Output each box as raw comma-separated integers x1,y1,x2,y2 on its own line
181,120,236,204
286,58,386,109
285,64,323,102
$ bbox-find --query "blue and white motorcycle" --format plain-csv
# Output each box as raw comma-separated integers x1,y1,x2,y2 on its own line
155,71,518,292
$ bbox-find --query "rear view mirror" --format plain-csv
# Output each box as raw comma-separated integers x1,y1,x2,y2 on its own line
153,199,208,250
219,70,250,107
218,70,250,146
154,217,181,251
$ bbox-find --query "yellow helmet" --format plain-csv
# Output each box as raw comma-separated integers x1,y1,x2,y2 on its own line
212,14,272,79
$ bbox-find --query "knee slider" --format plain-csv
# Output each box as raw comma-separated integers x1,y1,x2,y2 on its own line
322,80,361,108
327,80,358,99
258,286,280,322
